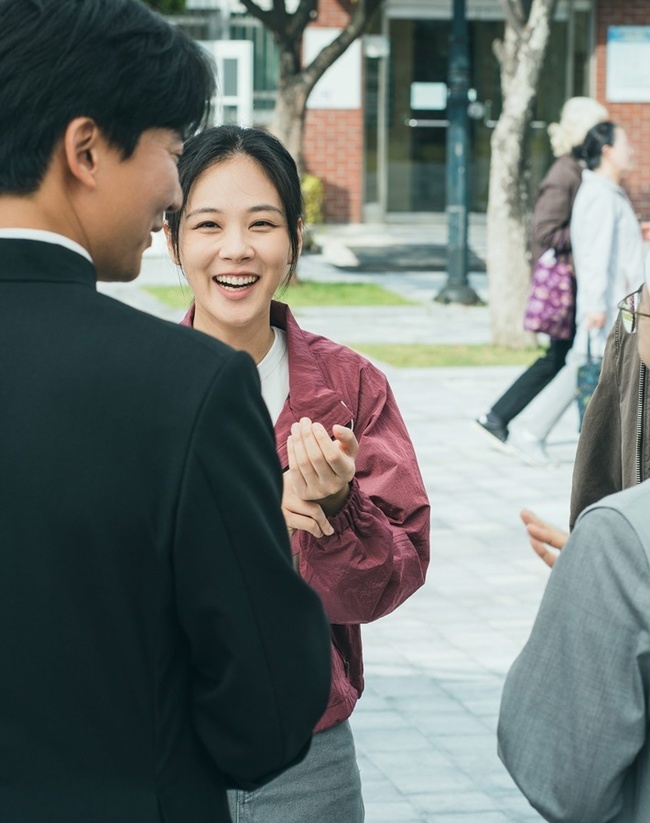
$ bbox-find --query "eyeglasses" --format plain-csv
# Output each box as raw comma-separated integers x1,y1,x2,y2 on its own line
618,286,650,334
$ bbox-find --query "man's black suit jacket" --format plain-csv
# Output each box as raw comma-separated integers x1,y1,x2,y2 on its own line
0,239,330,823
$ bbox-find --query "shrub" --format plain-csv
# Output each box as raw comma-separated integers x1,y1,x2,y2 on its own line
302,173,324,225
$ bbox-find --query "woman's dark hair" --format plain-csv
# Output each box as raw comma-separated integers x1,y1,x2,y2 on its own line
0,0,215,194
580,121,617,170
166,125,304,282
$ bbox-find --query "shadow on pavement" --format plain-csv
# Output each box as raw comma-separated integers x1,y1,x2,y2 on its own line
338,244,486,273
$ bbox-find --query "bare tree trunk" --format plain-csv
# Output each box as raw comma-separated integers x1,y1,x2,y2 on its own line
487,0,558,347
270,78,309,175
239,0,383,172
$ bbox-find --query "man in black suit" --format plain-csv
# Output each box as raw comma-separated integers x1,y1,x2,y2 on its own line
0,2,331,821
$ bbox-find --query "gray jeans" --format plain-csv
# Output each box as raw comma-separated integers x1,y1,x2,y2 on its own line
227,720,364,823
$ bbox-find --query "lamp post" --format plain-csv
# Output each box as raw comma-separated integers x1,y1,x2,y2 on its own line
435,0,481,305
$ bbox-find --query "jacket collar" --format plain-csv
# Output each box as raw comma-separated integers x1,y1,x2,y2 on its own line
0,238,96,286
270,301,353,467
180,300,354,468
0,229,92,263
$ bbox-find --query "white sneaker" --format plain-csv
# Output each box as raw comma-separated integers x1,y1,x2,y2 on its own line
507,427,549,467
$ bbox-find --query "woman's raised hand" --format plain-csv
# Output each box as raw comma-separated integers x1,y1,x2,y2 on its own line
287,418,358,518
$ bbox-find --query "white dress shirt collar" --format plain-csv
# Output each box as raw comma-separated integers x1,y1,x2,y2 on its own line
0,229,93,264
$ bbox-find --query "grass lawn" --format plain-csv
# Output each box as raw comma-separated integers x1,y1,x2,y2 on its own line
143,282,542,368
144,280,415,309
349,343,546,368
144,285,194,309
277,280,415,306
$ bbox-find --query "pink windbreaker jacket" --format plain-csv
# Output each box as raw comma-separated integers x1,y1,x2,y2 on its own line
181,301,430,732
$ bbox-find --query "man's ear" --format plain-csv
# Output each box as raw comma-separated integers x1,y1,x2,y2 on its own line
163,221,181,266
62,117,103,190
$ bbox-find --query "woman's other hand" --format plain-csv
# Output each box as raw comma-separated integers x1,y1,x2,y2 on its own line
282,472,334,539
520,508,568,568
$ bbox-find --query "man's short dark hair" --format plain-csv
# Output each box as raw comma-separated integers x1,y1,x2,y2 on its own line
0,0,216,194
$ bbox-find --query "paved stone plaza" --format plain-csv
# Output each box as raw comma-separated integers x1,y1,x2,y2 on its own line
99,241,580,822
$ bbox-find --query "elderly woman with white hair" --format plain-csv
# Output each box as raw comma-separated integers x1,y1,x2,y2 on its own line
507,120,643,464
476,96,608,448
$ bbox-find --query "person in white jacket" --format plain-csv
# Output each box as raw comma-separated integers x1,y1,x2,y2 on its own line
507,122,644,465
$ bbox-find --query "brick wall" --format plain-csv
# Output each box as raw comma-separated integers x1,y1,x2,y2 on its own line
596,0,650,218
302,0,364,223
303,109,364,223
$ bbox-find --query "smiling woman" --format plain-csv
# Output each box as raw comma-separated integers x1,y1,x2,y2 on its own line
168,153,295,362
164,125,431,823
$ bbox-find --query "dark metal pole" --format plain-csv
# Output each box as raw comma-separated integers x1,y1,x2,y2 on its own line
435,0,481,305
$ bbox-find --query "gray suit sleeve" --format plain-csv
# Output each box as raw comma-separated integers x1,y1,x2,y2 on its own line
173,349,331,789
498,507,650,823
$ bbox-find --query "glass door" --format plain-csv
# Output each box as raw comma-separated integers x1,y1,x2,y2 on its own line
386,19,448,213
366,8,594,218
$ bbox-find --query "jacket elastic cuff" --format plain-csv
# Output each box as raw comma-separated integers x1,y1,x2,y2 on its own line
326,478,368,534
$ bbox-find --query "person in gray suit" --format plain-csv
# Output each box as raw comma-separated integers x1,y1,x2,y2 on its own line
498,276,650,821
0,2,331,821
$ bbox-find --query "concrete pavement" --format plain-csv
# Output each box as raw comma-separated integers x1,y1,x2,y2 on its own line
307,215,487,273
99,240,580,822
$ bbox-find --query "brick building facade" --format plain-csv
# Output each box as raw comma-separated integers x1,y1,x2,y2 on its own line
303,0,650,223
303,109,364,223
595,0,650,217
302,1,365,223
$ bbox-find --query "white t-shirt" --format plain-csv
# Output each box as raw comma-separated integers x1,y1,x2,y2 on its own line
257,326,289,425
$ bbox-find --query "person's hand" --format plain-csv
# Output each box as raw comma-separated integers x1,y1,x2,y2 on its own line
282,471,334,539
640,221,650,241
585,311,606,330
520,508,568,568
287,418,358,517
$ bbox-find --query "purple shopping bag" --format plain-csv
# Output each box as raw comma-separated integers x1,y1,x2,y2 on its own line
523,249,575,340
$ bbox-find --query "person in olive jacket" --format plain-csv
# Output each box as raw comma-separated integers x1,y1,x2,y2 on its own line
0,3,331,822
569,286,650,524
519,261,650,551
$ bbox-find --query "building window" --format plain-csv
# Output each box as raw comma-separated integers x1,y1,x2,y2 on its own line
230,15,279,125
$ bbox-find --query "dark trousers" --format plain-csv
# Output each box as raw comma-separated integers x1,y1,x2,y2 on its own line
491,337,573,426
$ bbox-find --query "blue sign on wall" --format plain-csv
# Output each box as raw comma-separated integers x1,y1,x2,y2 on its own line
607,26,650,102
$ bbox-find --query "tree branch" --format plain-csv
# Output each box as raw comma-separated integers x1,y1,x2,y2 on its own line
287,0,317,41
239,0,276,32
502,0,525,33
272,0,286,20
300,0,383,94
493,38,505,67
534,0,559,24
